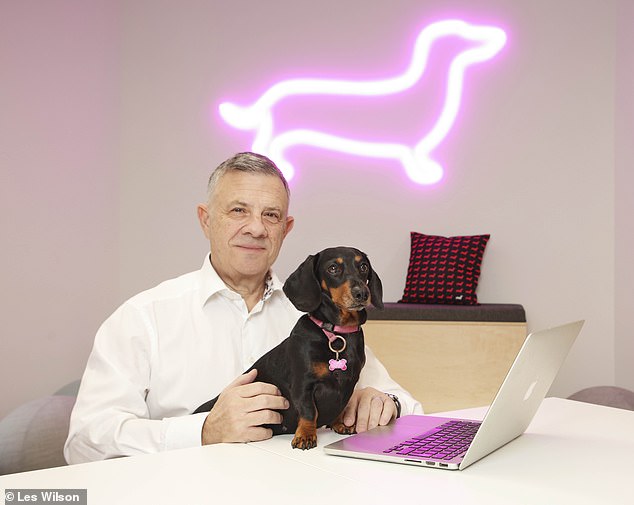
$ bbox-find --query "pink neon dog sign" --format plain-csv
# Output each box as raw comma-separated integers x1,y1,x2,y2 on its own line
218,20,506,184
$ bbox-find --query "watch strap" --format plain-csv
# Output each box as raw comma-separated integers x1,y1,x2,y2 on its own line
385,393,401,418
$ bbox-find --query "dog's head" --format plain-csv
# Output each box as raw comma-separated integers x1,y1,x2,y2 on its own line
283,247,383,323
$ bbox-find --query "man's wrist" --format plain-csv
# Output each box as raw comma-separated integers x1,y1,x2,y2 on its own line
385,393,401,418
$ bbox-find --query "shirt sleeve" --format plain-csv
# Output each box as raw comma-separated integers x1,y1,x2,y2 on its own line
64,302,206,464
357,344,424,416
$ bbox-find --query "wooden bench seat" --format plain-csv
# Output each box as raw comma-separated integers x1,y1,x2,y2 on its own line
364,303,527,413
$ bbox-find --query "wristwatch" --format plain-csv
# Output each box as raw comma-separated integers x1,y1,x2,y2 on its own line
385,393,401,418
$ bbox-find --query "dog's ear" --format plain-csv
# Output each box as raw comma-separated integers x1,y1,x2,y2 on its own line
368,263,384,310
283,254,323,312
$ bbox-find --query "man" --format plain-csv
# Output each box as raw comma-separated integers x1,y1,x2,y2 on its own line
65,152,421,464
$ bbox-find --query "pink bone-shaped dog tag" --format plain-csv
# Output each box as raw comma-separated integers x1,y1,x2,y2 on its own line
329,358,347,371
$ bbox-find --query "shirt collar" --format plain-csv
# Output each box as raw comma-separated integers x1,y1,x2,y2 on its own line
198,254,284,307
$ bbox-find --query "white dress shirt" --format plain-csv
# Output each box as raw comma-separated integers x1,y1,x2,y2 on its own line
64,255,423,464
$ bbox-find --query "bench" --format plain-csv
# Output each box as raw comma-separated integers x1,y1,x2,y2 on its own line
364,303,527,413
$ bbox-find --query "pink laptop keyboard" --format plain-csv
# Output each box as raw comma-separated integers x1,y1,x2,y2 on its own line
383,420,481,461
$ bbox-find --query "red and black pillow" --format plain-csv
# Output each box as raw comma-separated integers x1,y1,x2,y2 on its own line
400,232,490,305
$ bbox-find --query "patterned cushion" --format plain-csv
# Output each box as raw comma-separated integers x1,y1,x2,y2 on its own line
400,232,490,305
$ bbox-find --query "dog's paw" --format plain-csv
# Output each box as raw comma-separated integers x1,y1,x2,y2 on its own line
330,421,356,435
292,418,318,449
291,433,317,450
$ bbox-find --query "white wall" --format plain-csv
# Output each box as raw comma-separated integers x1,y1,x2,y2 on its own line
615,0,634,389
1,1,120,418
2,0,630,418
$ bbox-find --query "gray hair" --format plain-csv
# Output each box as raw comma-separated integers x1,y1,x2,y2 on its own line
206,152,290,203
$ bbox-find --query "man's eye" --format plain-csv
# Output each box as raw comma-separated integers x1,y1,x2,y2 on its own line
263,212,281,223
231,207,246,214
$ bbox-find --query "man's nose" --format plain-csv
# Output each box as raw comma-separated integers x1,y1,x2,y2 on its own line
242,213,268,237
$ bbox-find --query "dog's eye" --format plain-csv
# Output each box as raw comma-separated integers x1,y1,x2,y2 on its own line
327,264,342,275
359,263,369,274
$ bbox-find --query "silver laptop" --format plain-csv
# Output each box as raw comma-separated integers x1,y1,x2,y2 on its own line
324,320,584,470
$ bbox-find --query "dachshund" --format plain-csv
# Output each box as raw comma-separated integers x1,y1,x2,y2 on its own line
194,246,383,449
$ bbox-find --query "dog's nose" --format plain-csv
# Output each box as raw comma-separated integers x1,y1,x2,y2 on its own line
351,285,369,303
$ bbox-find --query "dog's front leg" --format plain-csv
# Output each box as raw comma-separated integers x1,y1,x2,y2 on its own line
291,388,318,449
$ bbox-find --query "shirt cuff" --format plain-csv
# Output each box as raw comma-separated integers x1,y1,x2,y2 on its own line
162,412,208,451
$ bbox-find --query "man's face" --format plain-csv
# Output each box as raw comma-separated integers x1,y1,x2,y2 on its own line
197,171,294,288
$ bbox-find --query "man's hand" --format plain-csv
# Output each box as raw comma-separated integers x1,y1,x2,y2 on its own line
201,369,289,445
340,387,398,433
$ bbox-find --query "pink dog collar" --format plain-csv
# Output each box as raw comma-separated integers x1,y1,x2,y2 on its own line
308,315,359,342
309,316,359,372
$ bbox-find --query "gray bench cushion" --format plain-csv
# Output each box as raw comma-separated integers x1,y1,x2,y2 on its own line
367,302,526,322
0,395,75,475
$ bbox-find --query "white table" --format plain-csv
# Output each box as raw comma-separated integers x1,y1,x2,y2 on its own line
1,398,632,505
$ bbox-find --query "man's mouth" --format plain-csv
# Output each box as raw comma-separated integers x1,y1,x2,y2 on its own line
235,243,266,251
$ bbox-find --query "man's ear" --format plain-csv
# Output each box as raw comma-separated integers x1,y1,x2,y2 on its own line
283,215,295,238
197,204,211,239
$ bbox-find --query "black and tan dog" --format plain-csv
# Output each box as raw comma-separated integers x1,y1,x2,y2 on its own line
194,246,383,449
